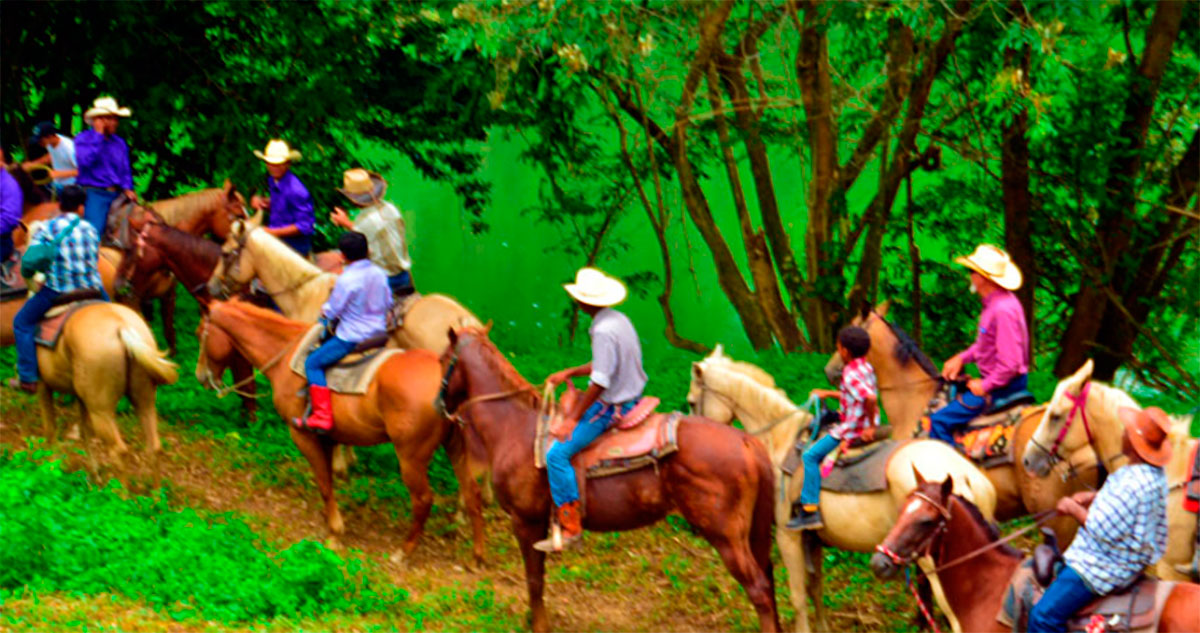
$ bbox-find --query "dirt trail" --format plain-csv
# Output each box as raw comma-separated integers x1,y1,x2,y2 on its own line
0,395,793,632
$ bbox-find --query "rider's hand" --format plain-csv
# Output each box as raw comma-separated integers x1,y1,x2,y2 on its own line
966,378,986,397
1071,491,1097,507
546,370,568,387
250,195,269,211
123,189,138,202
1055,496,1079,516
331,207,352,229
941,354,964,380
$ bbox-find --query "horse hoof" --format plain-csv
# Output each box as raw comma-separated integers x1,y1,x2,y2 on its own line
389,550,408,569
324,536,344,551
65,425,81,440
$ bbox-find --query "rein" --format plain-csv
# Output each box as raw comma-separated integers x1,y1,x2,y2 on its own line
1028,381,1115,489
693,375,814,438
435,344,536,425
197,315,290,399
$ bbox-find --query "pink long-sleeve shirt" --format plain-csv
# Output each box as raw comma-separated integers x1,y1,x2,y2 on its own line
961,288,1029,392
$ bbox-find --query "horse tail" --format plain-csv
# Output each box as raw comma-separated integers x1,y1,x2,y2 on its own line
119,326,179,385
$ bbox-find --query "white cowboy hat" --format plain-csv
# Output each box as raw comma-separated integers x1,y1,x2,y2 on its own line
337,168,387,206
564,267,627,307
84,96,132,123
253,139,302,165
954,244,1023,291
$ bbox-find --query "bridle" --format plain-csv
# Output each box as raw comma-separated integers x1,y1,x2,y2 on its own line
874,491,953,567
1027,381,1114,487
434,339,535,426
195,314,287,399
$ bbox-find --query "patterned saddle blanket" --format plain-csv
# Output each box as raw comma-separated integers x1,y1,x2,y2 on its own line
36,293,106,348
0,251,28,301
999,558,1175,633
288,324,400,395
921,381,1043,467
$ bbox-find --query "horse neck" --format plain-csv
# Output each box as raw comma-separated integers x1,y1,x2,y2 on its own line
868,344,938,437
1078,382,1136,466
712,368,808,457
246,231,327,308
211,303,306,372
930,496,1021,621
149,226,219,291
154,189,222,230
460,347,539,466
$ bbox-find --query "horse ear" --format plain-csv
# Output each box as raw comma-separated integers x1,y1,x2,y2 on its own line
483,320,493,334
940,476,954,500
223,178,233,193
692,363,704,379
447,326,459,346
912,465,927,486
875,300,891,318
1073,359,1094,385
708,343,724,360
858,300,872,320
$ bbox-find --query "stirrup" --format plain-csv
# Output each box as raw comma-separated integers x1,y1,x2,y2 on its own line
533,522,581,553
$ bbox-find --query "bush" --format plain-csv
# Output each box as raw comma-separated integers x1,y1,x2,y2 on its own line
0,445,405,623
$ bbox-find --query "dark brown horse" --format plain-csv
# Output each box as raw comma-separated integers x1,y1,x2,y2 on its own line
870,474,1200,633
438,326,779,632
196,299,485,563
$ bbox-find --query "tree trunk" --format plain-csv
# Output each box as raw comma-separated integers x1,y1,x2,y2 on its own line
1054,0,1184,377
1001,2,1036,363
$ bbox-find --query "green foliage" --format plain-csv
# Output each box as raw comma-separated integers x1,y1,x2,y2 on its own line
0,445,404,623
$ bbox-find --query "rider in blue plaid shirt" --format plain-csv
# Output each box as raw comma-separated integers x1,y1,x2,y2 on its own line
8,186,109,393
1028,406,1171,633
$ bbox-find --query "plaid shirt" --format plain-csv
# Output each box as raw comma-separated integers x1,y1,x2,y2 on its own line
833,357,880,440
30,215,102,293
1064,464,1168,594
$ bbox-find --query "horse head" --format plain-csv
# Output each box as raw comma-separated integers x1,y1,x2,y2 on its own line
209,220,255,297
825,300,891,385
212,179,248,240
870,467,955,580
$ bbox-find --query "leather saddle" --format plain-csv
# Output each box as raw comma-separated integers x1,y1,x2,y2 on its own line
1002,529,1175,633
287,324,398,395
36,289,106,348
0,252,27,301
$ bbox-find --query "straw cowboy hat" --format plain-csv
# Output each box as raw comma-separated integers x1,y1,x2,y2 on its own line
84,97,132,123
564,267,627,307
1118,407,1173,467
954,244,1023,291
337,168,387,206
253,139,302,165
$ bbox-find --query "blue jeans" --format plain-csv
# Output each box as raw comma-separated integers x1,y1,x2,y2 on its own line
388,271,413,295
546,399,637,507
304,336,357,387
1028,564,1097,633
83,187,119,236
800,434,842,506
929,374,1028,443
279,233,312,257
14,285,110,383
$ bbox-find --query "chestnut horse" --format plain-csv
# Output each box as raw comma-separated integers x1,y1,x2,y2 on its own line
1024,359,1199,581
688,346,997,632
827,302,1101,544
195,299,484,562
869,474,1200,633
438,326,779,633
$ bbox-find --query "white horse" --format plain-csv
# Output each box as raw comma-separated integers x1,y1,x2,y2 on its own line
688,346,997,633
1023,359,1198,582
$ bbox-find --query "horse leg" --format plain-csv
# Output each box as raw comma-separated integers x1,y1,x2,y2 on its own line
394,448,435,561
513,516,550,633
75,400,101,478
802,533,827,632
38,383,57,441
161,291,177,356
77,381,128,464
332,445,357,480
699,532,780,632
128,365,162,456
445,428,486,566
289,427,343,541
229,354,258,426
775,525,810,632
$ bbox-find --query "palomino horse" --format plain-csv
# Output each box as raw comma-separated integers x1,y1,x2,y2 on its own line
1023,359,1199,581
33,302,178,464
439,327,780,633
870,474,1200,633
209,220,482,353
827,302,1100,544
688,346,997,633
195,299,485,562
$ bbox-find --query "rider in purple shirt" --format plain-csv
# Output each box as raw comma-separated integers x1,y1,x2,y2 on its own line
1,164,23,263
250,140,314,256
929,244,1030,444
294,231,391,434
75,97,138,236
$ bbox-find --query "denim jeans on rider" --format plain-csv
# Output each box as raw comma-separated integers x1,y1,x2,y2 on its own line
1027,564,1097,633
546,399,637,507
928,374,1028,444
388,271,414,296
83,187,119,236
799,433,842,507
304,336,358,387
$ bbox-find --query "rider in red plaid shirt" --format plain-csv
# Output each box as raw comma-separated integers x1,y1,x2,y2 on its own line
787,326,879,531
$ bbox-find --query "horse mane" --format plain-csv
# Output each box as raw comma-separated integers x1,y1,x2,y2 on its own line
148,188,229,226
222,297,310,337
880,316,939,378
711,356,778,387
246,227,324,285
700,360,803,423
461,328,539,407
1086,380,1141,416
150,223,221,263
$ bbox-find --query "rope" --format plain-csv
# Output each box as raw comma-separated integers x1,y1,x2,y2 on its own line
197,317,291,400
908,567,943,633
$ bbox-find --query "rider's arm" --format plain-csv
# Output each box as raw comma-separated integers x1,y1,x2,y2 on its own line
979,312,1027,392
1056,496,1089,525
566,382,605,423
548,363,592,385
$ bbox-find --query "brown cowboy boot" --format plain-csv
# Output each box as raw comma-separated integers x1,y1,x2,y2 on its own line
534,501,583,552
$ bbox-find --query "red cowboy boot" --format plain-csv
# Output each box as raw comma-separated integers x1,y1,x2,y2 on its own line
533,500,583,552
294,385,334,434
